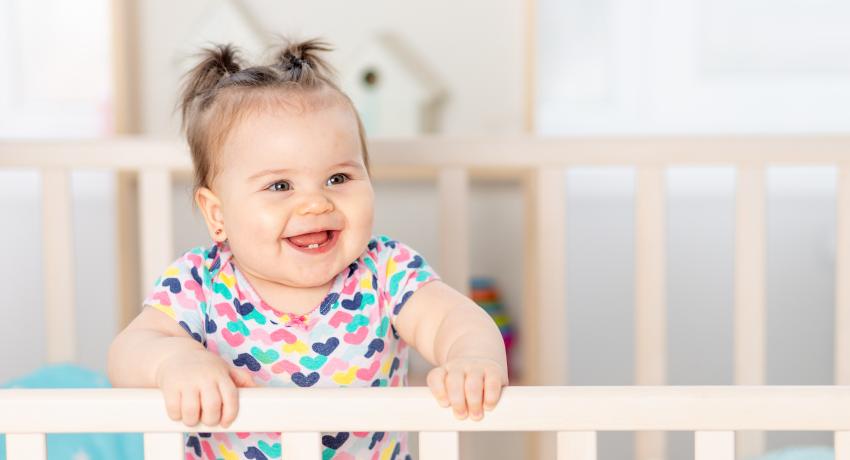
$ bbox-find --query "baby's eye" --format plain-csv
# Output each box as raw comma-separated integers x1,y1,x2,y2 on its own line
327,173,350,186
267,181,291,192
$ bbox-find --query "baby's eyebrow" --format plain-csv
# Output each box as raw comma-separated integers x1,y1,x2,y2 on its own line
247,161,362,181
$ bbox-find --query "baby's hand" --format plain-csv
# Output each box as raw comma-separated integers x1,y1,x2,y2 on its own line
155,348,256,428
426,357,508,421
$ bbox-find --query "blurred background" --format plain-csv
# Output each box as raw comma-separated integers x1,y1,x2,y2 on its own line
3,0,850,459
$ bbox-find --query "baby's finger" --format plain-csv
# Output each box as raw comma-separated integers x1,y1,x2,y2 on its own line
181,388,201,427
200,383,223,427
445,369,467,419
163,389,182,422
229,367,256,387
483,369,504,411
426,367,450,408
219,380,239,429
464,370,485,421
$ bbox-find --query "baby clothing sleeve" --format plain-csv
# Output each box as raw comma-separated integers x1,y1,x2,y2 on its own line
375,235,440,326
142,247,210,346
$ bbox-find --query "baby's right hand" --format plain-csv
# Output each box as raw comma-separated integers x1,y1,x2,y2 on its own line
154,348,256,428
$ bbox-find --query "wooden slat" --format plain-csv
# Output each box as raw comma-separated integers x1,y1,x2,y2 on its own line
437,168,470,295
836,431,850,460
635,167,667,460
42,169,76,363
734,165,767,458
420,431,460,460
836,166,850,384
143,432,183,460
5,433,46,460
558,431,597,460
281,432,321,460
695,431,734,460
138,170,173,293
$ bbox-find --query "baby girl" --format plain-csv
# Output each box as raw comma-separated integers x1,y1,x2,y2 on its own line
107,38,508,460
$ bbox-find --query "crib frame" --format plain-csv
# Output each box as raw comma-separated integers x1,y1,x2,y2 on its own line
3,136,850,460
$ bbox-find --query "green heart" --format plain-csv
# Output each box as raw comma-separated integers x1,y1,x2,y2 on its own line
389,271,406,296
258,440,281,458
345,314,370,333
323,448,335,460
251,347,279,364
376,317,389,338
244,309,267,325
213,282,232,300
417,270,432,282
226,320,250,336
362,293,376,305
300,354,328,370
364,258,378,276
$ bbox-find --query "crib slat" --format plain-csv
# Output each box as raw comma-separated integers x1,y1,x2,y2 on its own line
836,166,850,384
138,169,173,293
734,165,766,458
420,431,460,460
42,168,76,364
558,431,597,460
281,432,321,460
143,432,183,459
437,168,470,296
635,166,667,460
695,431,734,460
6,433,46,460
836,431,850,460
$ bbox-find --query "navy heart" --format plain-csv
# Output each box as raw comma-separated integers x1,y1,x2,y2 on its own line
347,261,359,277
342,292,363,311
320,293,339,315
233,353,261,372
198,432,211,438
205,316,217,334
291,371,320,387
322,432,349,450
371,379,382,387
186,436,201,457
389,357,400,378
393,291,414,316
391,324,400,340
407,255,423,269
390,441,400,460
207,245,219,259
179,321,203,344
384,240,397,249
209,257,221,272
161,277,181,294
371,274,378,290
368,240,378,251
191,266,203,285
312,337,339,356
364,338,384,358
369,432,384,449
235,298,254,316
244,447,268,460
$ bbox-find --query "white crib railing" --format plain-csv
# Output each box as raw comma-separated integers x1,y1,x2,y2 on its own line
4,386,850,460
4,136,850,460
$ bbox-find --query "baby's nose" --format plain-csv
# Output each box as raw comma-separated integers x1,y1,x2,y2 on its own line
297,195,334,215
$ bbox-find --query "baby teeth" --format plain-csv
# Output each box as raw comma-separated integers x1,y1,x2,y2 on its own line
307,243,319,249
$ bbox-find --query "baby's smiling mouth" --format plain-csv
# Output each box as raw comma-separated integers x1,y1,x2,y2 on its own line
285,230,337,250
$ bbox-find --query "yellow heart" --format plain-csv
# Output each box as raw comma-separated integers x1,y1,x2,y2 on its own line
282,340,309,354
151,304,175,320
332,366,360,385
360,277,372,289
164,266,180,276
219,444,238,460
381,357,393,375
380,440,397,460
219,272,235,288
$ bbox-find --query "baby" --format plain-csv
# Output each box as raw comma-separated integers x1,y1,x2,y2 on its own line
107,38,508,460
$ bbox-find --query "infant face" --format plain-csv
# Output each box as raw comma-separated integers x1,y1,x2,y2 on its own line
211,99,374,289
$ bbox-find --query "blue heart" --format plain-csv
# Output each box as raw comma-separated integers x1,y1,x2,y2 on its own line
389,357,400,378
205,316,217,334
407,255,423,269
364,338,384,358
210,257,221,272
191,266,203,285
292,371,320,387
393,291,414,316
198,432,211,438
161,277,181,294
233,353,261,372
384,240,397,248
342,293,363,311
207,244,218,259
391,442,400,460
179,321,203,344
369,432,384,449
186,435,201,457
347,261,359,277
244,446,268,460
320,293,339,315
312,337,339,356
235,298,254,316
368,240,378,251
371,379,382,387
321,432,349,450
371,274,378,290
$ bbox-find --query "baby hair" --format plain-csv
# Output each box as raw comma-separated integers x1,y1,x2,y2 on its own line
177,38,371,199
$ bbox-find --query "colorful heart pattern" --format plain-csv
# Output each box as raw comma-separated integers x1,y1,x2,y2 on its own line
146,235,436,459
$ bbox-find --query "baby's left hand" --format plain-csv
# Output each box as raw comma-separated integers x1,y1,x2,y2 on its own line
426,357,509,421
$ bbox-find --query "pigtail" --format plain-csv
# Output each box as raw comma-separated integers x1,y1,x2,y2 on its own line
178,44,243,131
274,38,335,85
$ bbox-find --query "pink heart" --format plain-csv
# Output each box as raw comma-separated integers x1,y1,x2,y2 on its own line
271,359,299,375
221,328,244,347
342,277,357,295
214,302,237,321
393,245,410,263
250,329,274,345
344,326,368,345
184,279,204,300
151,291,171,306
329,311,352,328
356,360,380,381
270,328,297,344
321,357,349,376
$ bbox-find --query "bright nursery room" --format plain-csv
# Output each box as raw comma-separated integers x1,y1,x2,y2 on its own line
2,0,850,460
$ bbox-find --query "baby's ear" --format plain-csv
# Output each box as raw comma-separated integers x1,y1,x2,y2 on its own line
195,187,226,242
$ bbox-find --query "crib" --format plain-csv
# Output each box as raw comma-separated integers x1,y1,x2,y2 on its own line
2,136,850,460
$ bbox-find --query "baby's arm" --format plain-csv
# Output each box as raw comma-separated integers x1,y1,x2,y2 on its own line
107,306,255,428
393,280,508,421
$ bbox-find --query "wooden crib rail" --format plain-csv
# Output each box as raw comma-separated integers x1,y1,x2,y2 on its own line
3,386,850,460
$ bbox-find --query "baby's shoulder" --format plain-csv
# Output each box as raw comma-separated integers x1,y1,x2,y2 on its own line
168,242,228,283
